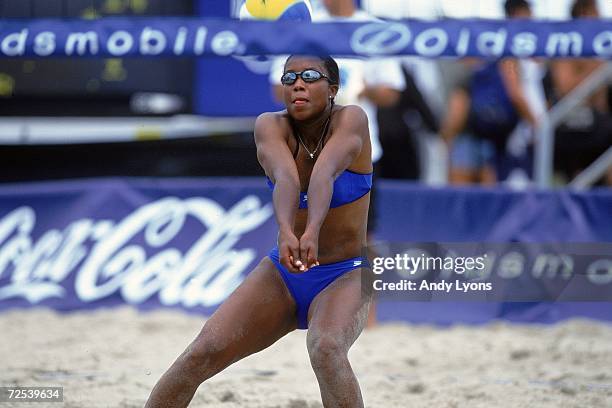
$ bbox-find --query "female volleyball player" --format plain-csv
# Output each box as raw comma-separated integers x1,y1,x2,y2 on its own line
145,55,373,408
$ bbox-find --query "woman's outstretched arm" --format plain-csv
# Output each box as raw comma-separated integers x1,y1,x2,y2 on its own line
301,106,368,267
254,112,302,272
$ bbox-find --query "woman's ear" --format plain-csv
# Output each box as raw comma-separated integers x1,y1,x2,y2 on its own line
329,84,339,100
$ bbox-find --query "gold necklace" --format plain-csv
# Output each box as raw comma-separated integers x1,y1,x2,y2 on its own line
295,114,331,159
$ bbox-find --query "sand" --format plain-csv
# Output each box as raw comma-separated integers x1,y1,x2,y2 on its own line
1,306,611,408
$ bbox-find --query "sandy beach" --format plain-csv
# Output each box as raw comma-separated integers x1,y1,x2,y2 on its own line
1,306,611,407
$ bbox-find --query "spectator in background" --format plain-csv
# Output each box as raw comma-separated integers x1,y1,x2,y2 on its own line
548,0,612,185
440,0,539,185
377,61,441,180
439,59,496,184
360,0,447,183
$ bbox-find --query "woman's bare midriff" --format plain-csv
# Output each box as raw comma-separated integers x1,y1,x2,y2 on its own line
292,193,369,264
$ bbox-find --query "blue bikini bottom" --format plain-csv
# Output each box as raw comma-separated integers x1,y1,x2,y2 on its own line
268,246,368,329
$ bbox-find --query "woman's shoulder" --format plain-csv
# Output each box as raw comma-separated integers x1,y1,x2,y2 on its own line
332,104,369,131
254,110,291,134
333,104,367,121
256,110,290,123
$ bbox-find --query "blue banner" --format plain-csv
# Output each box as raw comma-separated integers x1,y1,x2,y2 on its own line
1,18,611,58
0,178,611,324
374,182,612,324
375,182,612,242
0,178,277,315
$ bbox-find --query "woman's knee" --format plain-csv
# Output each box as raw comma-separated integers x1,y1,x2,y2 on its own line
307,332,348,370
179,335,230,381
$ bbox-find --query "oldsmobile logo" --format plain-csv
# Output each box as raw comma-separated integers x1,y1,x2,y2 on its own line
350,22,411,56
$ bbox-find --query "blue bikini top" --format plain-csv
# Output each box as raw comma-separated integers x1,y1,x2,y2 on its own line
266,169,373,209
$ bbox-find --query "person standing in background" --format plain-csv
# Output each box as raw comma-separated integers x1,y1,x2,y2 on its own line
548,0,612,185
376,59,442,181
440,0,539,185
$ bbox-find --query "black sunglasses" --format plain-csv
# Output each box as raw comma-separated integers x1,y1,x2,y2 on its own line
280,69,332,85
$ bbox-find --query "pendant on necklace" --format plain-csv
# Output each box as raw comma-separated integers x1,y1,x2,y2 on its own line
309,153,314,159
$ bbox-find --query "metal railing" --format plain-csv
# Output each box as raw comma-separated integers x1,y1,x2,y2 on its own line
570,146,612,189
535,62,612,189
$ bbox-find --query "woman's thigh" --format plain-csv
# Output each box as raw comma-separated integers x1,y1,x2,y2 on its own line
188,257,298,368
306,267,371,348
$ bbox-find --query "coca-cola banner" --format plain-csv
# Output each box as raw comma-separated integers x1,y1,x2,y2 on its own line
0,178,276,315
